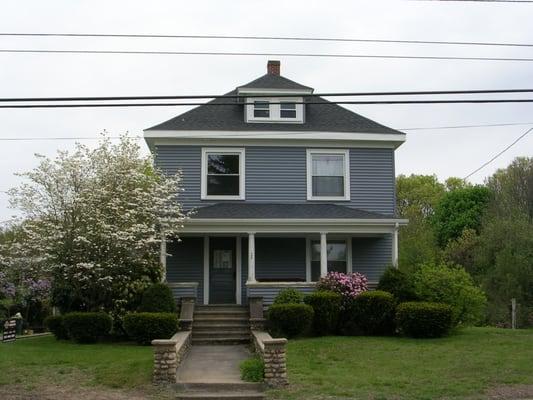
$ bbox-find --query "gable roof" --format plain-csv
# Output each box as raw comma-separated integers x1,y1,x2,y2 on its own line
145,73,402,135
237,73,313,92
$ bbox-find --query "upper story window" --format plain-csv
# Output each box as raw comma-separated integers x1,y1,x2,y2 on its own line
253,101,270,118
201,148,245,200
246,97,303,123
306,149,350,201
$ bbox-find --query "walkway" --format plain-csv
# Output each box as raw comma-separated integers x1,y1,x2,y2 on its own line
177,345,251,383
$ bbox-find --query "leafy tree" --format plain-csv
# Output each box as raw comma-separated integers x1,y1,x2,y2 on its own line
432,186,491,247
413,263,487,326
5,136,185,322
396,174,445,271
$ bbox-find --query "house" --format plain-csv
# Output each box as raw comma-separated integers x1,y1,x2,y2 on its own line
144,60,407,306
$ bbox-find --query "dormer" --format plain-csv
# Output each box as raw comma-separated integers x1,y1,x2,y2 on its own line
237,60,314,124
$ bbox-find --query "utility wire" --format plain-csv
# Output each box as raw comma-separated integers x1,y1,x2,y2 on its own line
463,126,533,180
2,89,533,103
1,32,533,48
2,99,533,108
3,49,533,62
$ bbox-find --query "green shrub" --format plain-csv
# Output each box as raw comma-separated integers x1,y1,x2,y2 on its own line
44,315,69,340
339,291,396,336
272,288,304,305
123,312,177,345
377,267,418,302
267,303,314,338
139,283,177,313
396,301,454,338
304,290,342,336
413,263,487,326
63,312,112,343
240,356,264,382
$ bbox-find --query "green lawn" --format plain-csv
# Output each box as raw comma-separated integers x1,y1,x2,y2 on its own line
0,335,153,390
269,327,533,400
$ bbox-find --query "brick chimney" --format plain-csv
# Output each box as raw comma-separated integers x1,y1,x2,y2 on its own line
267,60,280,76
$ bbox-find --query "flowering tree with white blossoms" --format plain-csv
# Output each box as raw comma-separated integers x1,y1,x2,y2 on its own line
6,135,185,322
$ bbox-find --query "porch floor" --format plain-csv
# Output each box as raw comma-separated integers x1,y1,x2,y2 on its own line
177,345,251,383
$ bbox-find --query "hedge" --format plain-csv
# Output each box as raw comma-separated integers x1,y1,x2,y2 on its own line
44,315,69,340
123,312,178,345
63,312,112,343
339,291,396,336
377,267,418,302
396,301,454,338
304,290,342,336
267,303,314,338
272,288,304,305
139,283,177,313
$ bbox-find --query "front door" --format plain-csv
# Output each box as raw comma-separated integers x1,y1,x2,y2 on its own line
209,237,236,304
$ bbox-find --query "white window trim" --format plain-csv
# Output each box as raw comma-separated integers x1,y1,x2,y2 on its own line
201,147,245,200
306,149,350,201
245,97,304,123
307,237,352,282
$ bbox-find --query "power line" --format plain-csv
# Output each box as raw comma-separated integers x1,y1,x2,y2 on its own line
2,99,533,109
2,89,533,103
463,126,533,180
401,121,533,130
1,32,533,48
3,49,533,62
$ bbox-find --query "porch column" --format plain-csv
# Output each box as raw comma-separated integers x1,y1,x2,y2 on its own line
320,232,328,278
159,232,167,282
247,232,256,282
392,223,399,268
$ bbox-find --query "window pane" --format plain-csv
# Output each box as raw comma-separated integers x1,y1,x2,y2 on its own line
312,176,344,197
208,154,239,174
312,154,344,176
254,101,270,118
311,241,347,261
280,102,296,118
207,175,239,196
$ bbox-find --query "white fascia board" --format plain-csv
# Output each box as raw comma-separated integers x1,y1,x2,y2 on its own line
180,218,408,234
144,130,406,149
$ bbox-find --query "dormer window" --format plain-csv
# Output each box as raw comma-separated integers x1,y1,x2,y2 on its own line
253,101,270,118
280,102,296,118
245,97,303,123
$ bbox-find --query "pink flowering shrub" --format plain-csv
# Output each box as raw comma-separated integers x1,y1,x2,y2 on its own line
316,272,368,304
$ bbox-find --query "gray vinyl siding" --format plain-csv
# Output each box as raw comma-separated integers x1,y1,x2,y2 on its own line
352,235,392,283
246,286,315,307
255,238,306,281
166,237,204,304
154,145,395,215
168,285,198,302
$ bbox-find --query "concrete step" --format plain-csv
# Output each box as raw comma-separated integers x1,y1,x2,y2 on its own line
194,310,249,317
194,316,250,323
176,393,265,400
175,382,264,392
196,305,248,310
191,337,250,345
193,325,250,333
193,330,250,339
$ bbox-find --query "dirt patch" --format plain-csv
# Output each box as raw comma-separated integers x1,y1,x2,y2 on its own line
487,384,533,399
0,383,175,400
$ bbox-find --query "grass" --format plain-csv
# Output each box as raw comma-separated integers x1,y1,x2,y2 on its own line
0,335,153,390
268,327,533,400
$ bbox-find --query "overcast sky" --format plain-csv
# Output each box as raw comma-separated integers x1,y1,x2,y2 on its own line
1,0,533,221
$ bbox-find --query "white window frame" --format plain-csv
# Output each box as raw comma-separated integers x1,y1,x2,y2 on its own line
307,237,352,282
201,147,245,200
306,149,350,201
245,97,304,123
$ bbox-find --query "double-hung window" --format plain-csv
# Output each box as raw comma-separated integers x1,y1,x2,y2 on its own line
253,101,270,118
306,149,350,200
310,240,349,281
201,148,245,200
280,102,296,119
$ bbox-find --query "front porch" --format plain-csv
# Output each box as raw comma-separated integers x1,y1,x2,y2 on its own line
162,214,405,305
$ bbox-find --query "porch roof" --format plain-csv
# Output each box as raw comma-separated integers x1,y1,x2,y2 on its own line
189,203,393,220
